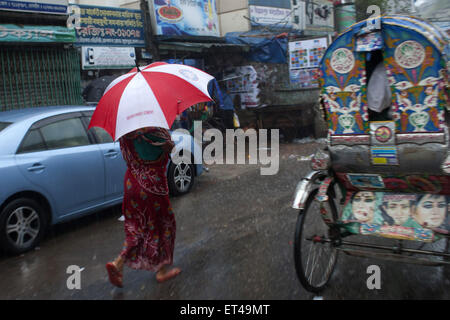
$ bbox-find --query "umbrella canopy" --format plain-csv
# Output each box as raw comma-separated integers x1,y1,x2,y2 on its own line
88,62,214,141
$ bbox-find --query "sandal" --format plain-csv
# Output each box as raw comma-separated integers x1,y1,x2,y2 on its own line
106,262,123,288
156,268,181,283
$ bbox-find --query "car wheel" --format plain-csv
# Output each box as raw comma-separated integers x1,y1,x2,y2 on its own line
168,160,195,196
0,198,47,255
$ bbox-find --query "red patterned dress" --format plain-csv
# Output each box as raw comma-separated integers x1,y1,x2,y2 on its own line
118,128,176,272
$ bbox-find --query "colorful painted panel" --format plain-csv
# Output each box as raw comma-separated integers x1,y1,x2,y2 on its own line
336,172,450,195
382,26,447,133
319,15,449,136
340,192,450,238
320,34,369,135
444,154,450,174
346,174,385,189
360,223,434,242
356,31,383,52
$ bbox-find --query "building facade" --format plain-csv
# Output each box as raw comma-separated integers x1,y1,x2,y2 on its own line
217,0,335,37
0,0,83,111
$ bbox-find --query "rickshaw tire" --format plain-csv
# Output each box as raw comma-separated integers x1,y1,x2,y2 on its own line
294,188,339,294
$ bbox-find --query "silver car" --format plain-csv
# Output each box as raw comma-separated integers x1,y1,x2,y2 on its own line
0,106,202,254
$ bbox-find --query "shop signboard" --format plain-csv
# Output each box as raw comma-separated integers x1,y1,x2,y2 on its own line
0,24,75,43
249,5,293,28
149,0,220,37
73,5,145,47
289,37,328,87
0,0,68,14
81,46,136,70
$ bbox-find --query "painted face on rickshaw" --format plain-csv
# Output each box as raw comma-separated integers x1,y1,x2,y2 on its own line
338,115,355,129
383,199,411,225
352,192,375,222
414,195,447,228
410,112,429,127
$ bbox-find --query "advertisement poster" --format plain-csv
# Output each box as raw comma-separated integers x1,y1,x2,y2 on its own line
289,37,327,87
81,46,136,70
0,0,67,14
151,0,220,37
249,5,292,28
289,68,320,88
224,66,259,108
304,0,334,34
74,5,145,47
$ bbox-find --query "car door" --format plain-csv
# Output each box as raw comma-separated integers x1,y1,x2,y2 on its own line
82,113,127,202
15,112,106,220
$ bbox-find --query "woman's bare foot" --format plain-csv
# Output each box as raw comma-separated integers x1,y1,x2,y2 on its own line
106,256,124,288
106,262,123,288
156,266,181,283
113,256,124,273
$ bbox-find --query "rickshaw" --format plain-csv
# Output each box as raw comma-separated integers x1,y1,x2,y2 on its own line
291,15,450,293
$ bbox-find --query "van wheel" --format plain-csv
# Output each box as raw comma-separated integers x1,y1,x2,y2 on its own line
0,198,47,255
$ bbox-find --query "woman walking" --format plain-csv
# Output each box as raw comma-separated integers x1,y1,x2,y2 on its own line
106,127,181,288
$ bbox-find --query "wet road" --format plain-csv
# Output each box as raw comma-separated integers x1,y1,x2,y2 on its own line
0,141,449,299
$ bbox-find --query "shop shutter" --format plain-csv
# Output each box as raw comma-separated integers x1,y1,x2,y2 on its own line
0,46,83,111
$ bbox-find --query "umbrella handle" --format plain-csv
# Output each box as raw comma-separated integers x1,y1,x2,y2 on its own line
135,60,141,73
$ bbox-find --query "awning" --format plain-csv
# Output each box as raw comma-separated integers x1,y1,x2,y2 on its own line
224,31,288,63
157,41,250,53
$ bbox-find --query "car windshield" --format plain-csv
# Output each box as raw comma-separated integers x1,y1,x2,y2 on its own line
0,122,11,132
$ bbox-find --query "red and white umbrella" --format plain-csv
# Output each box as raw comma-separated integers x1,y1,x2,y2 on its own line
88,62,214,141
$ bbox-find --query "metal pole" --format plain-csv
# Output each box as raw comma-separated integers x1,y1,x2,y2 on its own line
0,49,8,110
411,0,416,13
307,237,450,258
140,0,160,61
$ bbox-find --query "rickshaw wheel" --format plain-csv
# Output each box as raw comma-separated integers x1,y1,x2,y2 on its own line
294,188,339,293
